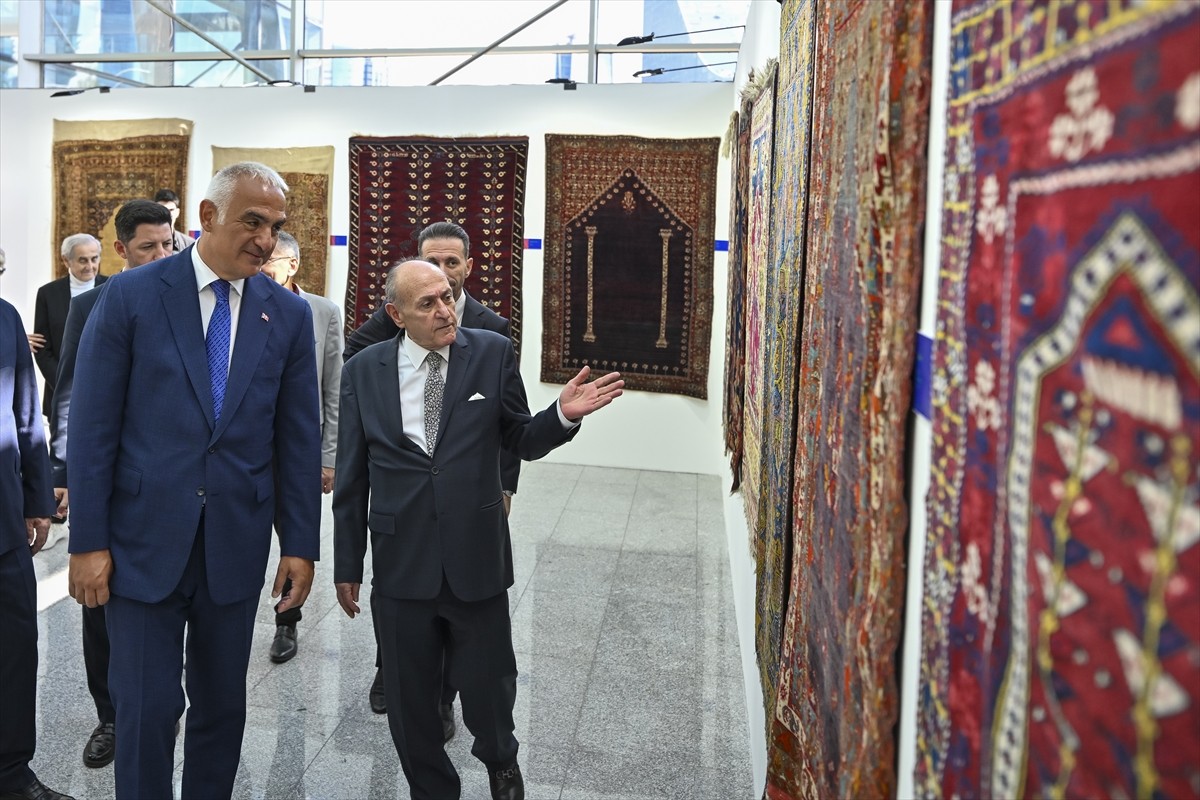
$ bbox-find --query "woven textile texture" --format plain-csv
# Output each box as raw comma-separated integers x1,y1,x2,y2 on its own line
723,107,750,491
52,120,191,279
346,136,527,347
917,3,1200,799
752,0,817,734
212,146,333,295
765,1,933,797
742,64,778,541
542,134,718,399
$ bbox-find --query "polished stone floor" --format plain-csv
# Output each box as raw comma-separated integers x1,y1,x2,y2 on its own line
27,463,753,799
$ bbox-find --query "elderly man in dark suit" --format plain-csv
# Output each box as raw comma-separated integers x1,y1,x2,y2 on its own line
334,259,622,800
344,221,522,728
67,162,322,800
0,297,74,800
32,233,106,420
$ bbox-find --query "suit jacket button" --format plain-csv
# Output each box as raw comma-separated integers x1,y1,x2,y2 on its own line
431,466,440,475
208,447,216,454
196,487,206,496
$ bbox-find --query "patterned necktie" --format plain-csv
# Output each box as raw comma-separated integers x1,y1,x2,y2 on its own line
424,351,445,455
206,279,231,422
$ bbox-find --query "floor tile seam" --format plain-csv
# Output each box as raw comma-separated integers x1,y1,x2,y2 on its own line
295,715,361,791
559,567,626,754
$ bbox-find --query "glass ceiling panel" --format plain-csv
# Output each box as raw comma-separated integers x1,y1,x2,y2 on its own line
42,0,294,56
304,0,589,51
596,0,751,45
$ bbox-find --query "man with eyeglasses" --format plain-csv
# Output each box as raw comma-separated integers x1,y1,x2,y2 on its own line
259,230,343,663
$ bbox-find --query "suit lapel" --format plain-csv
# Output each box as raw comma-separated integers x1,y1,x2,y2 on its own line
437,330,472,448
215,275,272,440
160,256,215,430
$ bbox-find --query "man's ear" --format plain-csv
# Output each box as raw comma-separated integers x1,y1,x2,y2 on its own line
198,199,217,232
385,302,404,329
113,239,128,261
464,257,473,280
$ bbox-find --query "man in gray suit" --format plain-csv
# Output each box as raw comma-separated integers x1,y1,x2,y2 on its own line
334,260,623,800
259,230,342,662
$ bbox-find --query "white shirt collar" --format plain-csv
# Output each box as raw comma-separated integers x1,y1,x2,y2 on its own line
401,331,452,369
190,245,245,296
454,291,466,324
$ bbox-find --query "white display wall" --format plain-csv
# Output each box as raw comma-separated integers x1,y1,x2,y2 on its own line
0,81,734,477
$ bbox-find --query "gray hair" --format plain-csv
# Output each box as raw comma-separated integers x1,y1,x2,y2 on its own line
204,161,289,222
384,262,403,307
275,230,300,261
60,233,100,259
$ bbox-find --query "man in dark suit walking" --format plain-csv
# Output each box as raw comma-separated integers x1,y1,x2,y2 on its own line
334,259,622,800
47,199,175,770
0,296,74,800
344,222,521,728
67,162,322,800
32,233,106,419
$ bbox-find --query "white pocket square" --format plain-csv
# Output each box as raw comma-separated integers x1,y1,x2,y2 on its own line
468,392,486,401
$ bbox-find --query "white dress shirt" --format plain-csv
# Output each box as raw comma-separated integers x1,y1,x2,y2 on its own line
394,332,577,454
397,335,451,453
191,246,244,370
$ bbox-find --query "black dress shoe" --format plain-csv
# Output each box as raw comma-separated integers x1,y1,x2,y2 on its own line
269,624,297,663
439,703,456,742
369,668,386,714
82,721,115,768
0,777,76,800
488,762,524,800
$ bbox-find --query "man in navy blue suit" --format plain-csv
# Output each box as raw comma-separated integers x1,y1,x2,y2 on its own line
0,295,73,800
67,162,322,799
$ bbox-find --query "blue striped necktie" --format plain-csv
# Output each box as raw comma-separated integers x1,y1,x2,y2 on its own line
206,279,231,421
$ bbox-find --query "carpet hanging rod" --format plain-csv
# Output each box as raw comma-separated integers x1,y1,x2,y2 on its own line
430,0,569,86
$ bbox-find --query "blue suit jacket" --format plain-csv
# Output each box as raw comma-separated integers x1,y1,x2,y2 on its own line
67,250,322,604
1,298,54,555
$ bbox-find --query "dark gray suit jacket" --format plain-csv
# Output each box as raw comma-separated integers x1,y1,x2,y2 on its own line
33,273,106,416
333,327,574,602
343,293,522,492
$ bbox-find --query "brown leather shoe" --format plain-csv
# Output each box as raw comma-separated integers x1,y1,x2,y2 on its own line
82,722,115,768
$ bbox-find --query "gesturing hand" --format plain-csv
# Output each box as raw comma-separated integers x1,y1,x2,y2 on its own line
558,366,624,422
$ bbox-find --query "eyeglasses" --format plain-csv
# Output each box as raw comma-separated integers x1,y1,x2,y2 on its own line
265,256,295,263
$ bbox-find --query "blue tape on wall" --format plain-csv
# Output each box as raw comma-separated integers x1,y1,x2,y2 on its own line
714,240,729,251
914,332,933,420
330,235,347,246
524,239,542,250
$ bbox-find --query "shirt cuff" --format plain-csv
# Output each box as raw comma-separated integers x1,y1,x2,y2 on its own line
556,400,581,430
